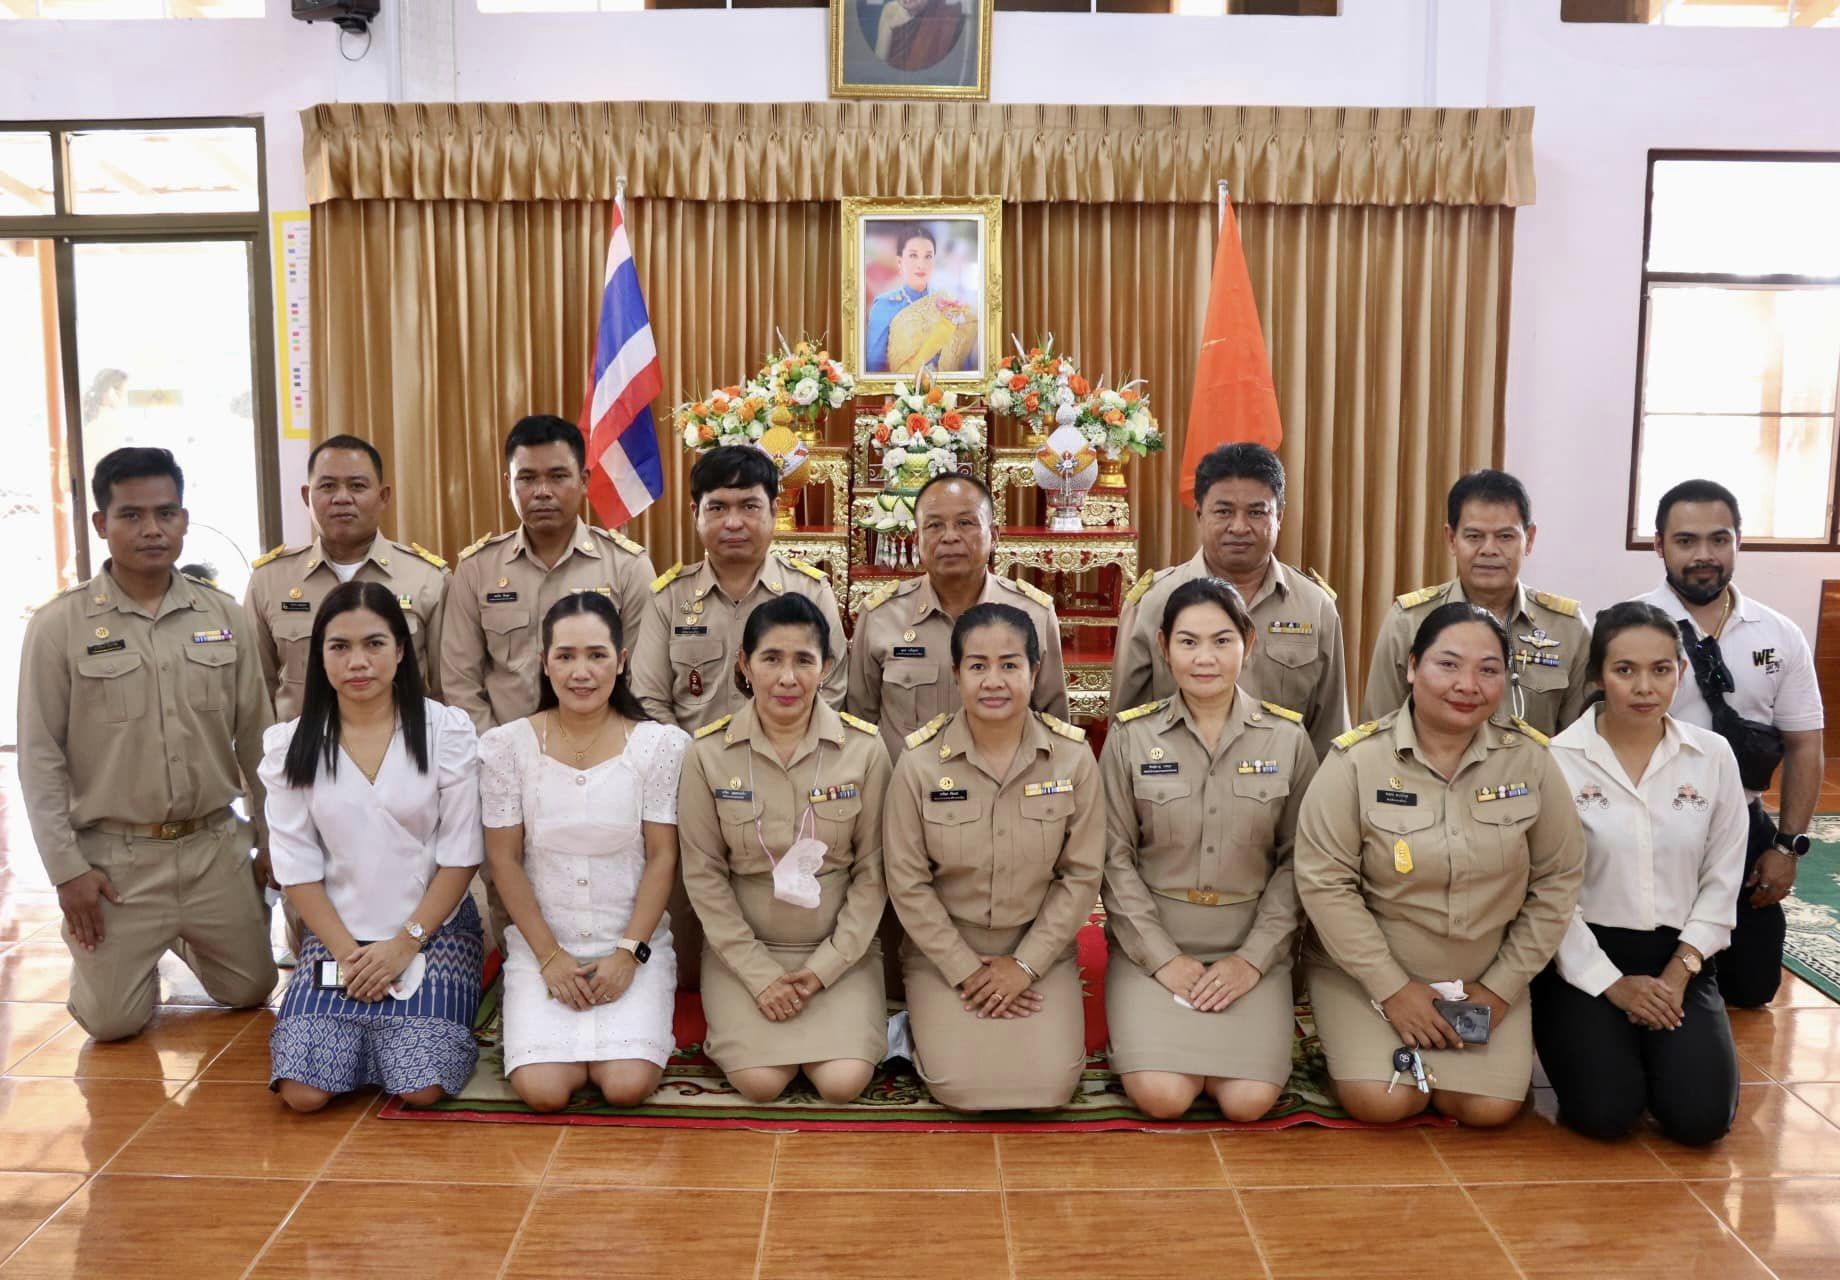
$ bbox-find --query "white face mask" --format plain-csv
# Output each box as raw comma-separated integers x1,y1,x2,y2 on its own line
772,836,827,909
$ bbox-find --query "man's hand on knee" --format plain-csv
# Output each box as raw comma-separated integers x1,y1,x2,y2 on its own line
57,869,121,951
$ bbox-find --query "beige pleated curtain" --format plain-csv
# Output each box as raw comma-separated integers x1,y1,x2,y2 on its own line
302,102,1533,689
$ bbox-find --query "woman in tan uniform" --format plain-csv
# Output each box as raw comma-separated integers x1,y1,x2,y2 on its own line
885,602,1102,1111
677,594,891,1104
1296,602,1585,1127
1102,577,1317,1121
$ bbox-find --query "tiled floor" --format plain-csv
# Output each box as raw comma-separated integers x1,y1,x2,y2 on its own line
1,773,1838,1277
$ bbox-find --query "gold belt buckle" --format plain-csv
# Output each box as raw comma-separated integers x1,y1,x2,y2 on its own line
1185,888,1221,907
156,821,187,841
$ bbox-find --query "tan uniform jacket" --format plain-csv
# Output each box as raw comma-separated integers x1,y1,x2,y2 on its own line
1111,554,1349,759
244,533,449,720
631,553,848,732
441,519,655,733
1099,690,1319,977
676,701,891,997
1293,708,1586,1006
847,571,1068,757
1360,580,1592,737
884,710,1103,987
17,567,274,885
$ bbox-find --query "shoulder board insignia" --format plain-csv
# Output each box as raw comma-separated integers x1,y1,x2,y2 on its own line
862,579,904,613
651,562,685,593
407,541,447,570
1123,569,1158,606
179,570,219,589
250,543,293,571
1260,700,1305,724
1007,577,1055,610
1039,711,1086,743
1305,567,1337,601
1510,716,1552,747
784,556,827,583
596,526,646,556
1530,590,1580,619
694,714,733,741
1116,699,1167,724
905,713,949,750
456,534,494,563
1395,584,1445,610
838,711,879,737
1332,720,1383,752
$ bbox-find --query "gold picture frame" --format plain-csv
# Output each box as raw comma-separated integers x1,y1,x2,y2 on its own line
842,195,1003,396
829,0,993,102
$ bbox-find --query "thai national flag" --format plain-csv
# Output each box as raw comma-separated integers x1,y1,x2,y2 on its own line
579,200,665,526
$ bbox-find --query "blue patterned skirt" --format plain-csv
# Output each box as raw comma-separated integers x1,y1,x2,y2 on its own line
269,897,484,1099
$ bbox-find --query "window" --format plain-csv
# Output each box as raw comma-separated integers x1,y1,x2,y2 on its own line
0,1,263,16
1628,153,1840,547
1563,0,1840,26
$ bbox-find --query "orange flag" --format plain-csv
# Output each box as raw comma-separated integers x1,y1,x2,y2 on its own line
1178,195,1282,506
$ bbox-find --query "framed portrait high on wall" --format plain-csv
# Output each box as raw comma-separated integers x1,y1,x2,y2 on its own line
842,196,1003,395
830,0,992,101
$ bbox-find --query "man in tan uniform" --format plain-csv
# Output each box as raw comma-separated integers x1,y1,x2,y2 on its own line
849,473,1067,757
633,446,847,731
245,434,449,721
18,448,277,1041
1361,469,1590,736
442,415,656,733
1111,443,1348,758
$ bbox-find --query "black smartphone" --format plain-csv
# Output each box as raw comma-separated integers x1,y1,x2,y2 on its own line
1434,998,1492,1045
314,960,347,991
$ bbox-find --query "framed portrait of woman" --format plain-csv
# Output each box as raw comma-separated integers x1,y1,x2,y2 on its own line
842,196,1003,395
829,0,993,101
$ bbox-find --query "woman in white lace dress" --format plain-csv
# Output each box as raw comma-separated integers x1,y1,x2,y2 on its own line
481,593,690,1111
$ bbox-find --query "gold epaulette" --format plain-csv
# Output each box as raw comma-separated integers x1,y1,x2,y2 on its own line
1332,720,1382,752
1115,698,1167,724
408,541,448,570
250,543,293,571
1123,569,1159,606
861,579,904,613
1510,716,1551,746
1039,711,1086,742
1306,567,1337,601
597,527,645,556
1395,584,1445,610
905,713,949,750
1530,590,1580,619
179,571,220,590
651,562,684,593
1008,578,1054,610
694,714,733,740
1260,700,1304,724
456,533,494,562
784,556,827,583
838,711,879,737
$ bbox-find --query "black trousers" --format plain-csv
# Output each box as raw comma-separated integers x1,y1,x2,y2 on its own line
1717,800,1787,1009
1531,924,1738,1147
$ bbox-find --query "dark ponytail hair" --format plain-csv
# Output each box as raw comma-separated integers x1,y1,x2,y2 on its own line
1159,576,1253,643
1586,601,1686,686
283,581,428,788
1408,601,1510,669
951,601,1041,669
535,591,651,723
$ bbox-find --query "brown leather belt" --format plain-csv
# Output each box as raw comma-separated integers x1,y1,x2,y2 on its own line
90,815,215,841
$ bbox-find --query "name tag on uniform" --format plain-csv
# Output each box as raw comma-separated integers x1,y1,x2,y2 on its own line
1476,782,1530,803
486,591,517,604
192,629,232,644
1236,760,1280,775
929,789,969,802
811,782,860,803
1376,789,1417,806
714,788,752,801
674,625,709,636
1024,779,1074,797
892,645,926,659
280,601,311,612
1269,620,1314,636
87,638,126,655
1139,762,1180,776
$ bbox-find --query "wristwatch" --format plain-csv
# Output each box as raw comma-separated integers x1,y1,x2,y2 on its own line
616,938,652,965
1672,951,1702,977
1774,831,1812,858
404,921,428,950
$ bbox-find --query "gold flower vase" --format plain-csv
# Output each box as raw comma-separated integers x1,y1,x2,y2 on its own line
1095,449,1130,492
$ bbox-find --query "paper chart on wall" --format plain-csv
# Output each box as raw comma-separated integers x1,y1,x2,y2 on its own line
272,211,311,442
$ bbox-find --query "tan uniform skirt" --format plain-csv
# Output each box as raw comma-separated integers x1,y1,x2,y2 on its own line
1105,897,1293,1085
901,921,1086,1112
699,871,887,1073
1305,921,1532,1102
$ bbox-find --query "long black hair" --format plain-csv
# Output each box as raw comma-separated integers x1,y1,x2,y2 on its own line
535,591,651,722
283,581,428,788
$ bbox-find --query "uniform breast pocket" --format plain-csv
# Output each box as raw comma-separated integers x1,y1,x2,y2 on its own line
1258,638,1319,706
1018,792,1076,864
480,605,530,666
671,638,726,707
1231,773,1291,845
76,651,148,724
882,661,941,726
182,643,236,711
272,616,312,685
921,798,984,868
813,795,863,852
1469,797,1540,873
1363,804,1437,885
1131,777,1192,848
715,795,758,836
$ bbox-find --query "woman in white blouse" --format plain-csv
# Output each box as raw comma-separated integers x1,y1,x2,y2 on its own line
481,592,689,1112
1533,601,1745,1146
262,581,485,1112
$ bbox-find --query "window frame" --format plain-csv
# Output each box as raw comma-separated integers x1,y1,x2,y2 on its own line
0,115,280,580
1625,147,1840,553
